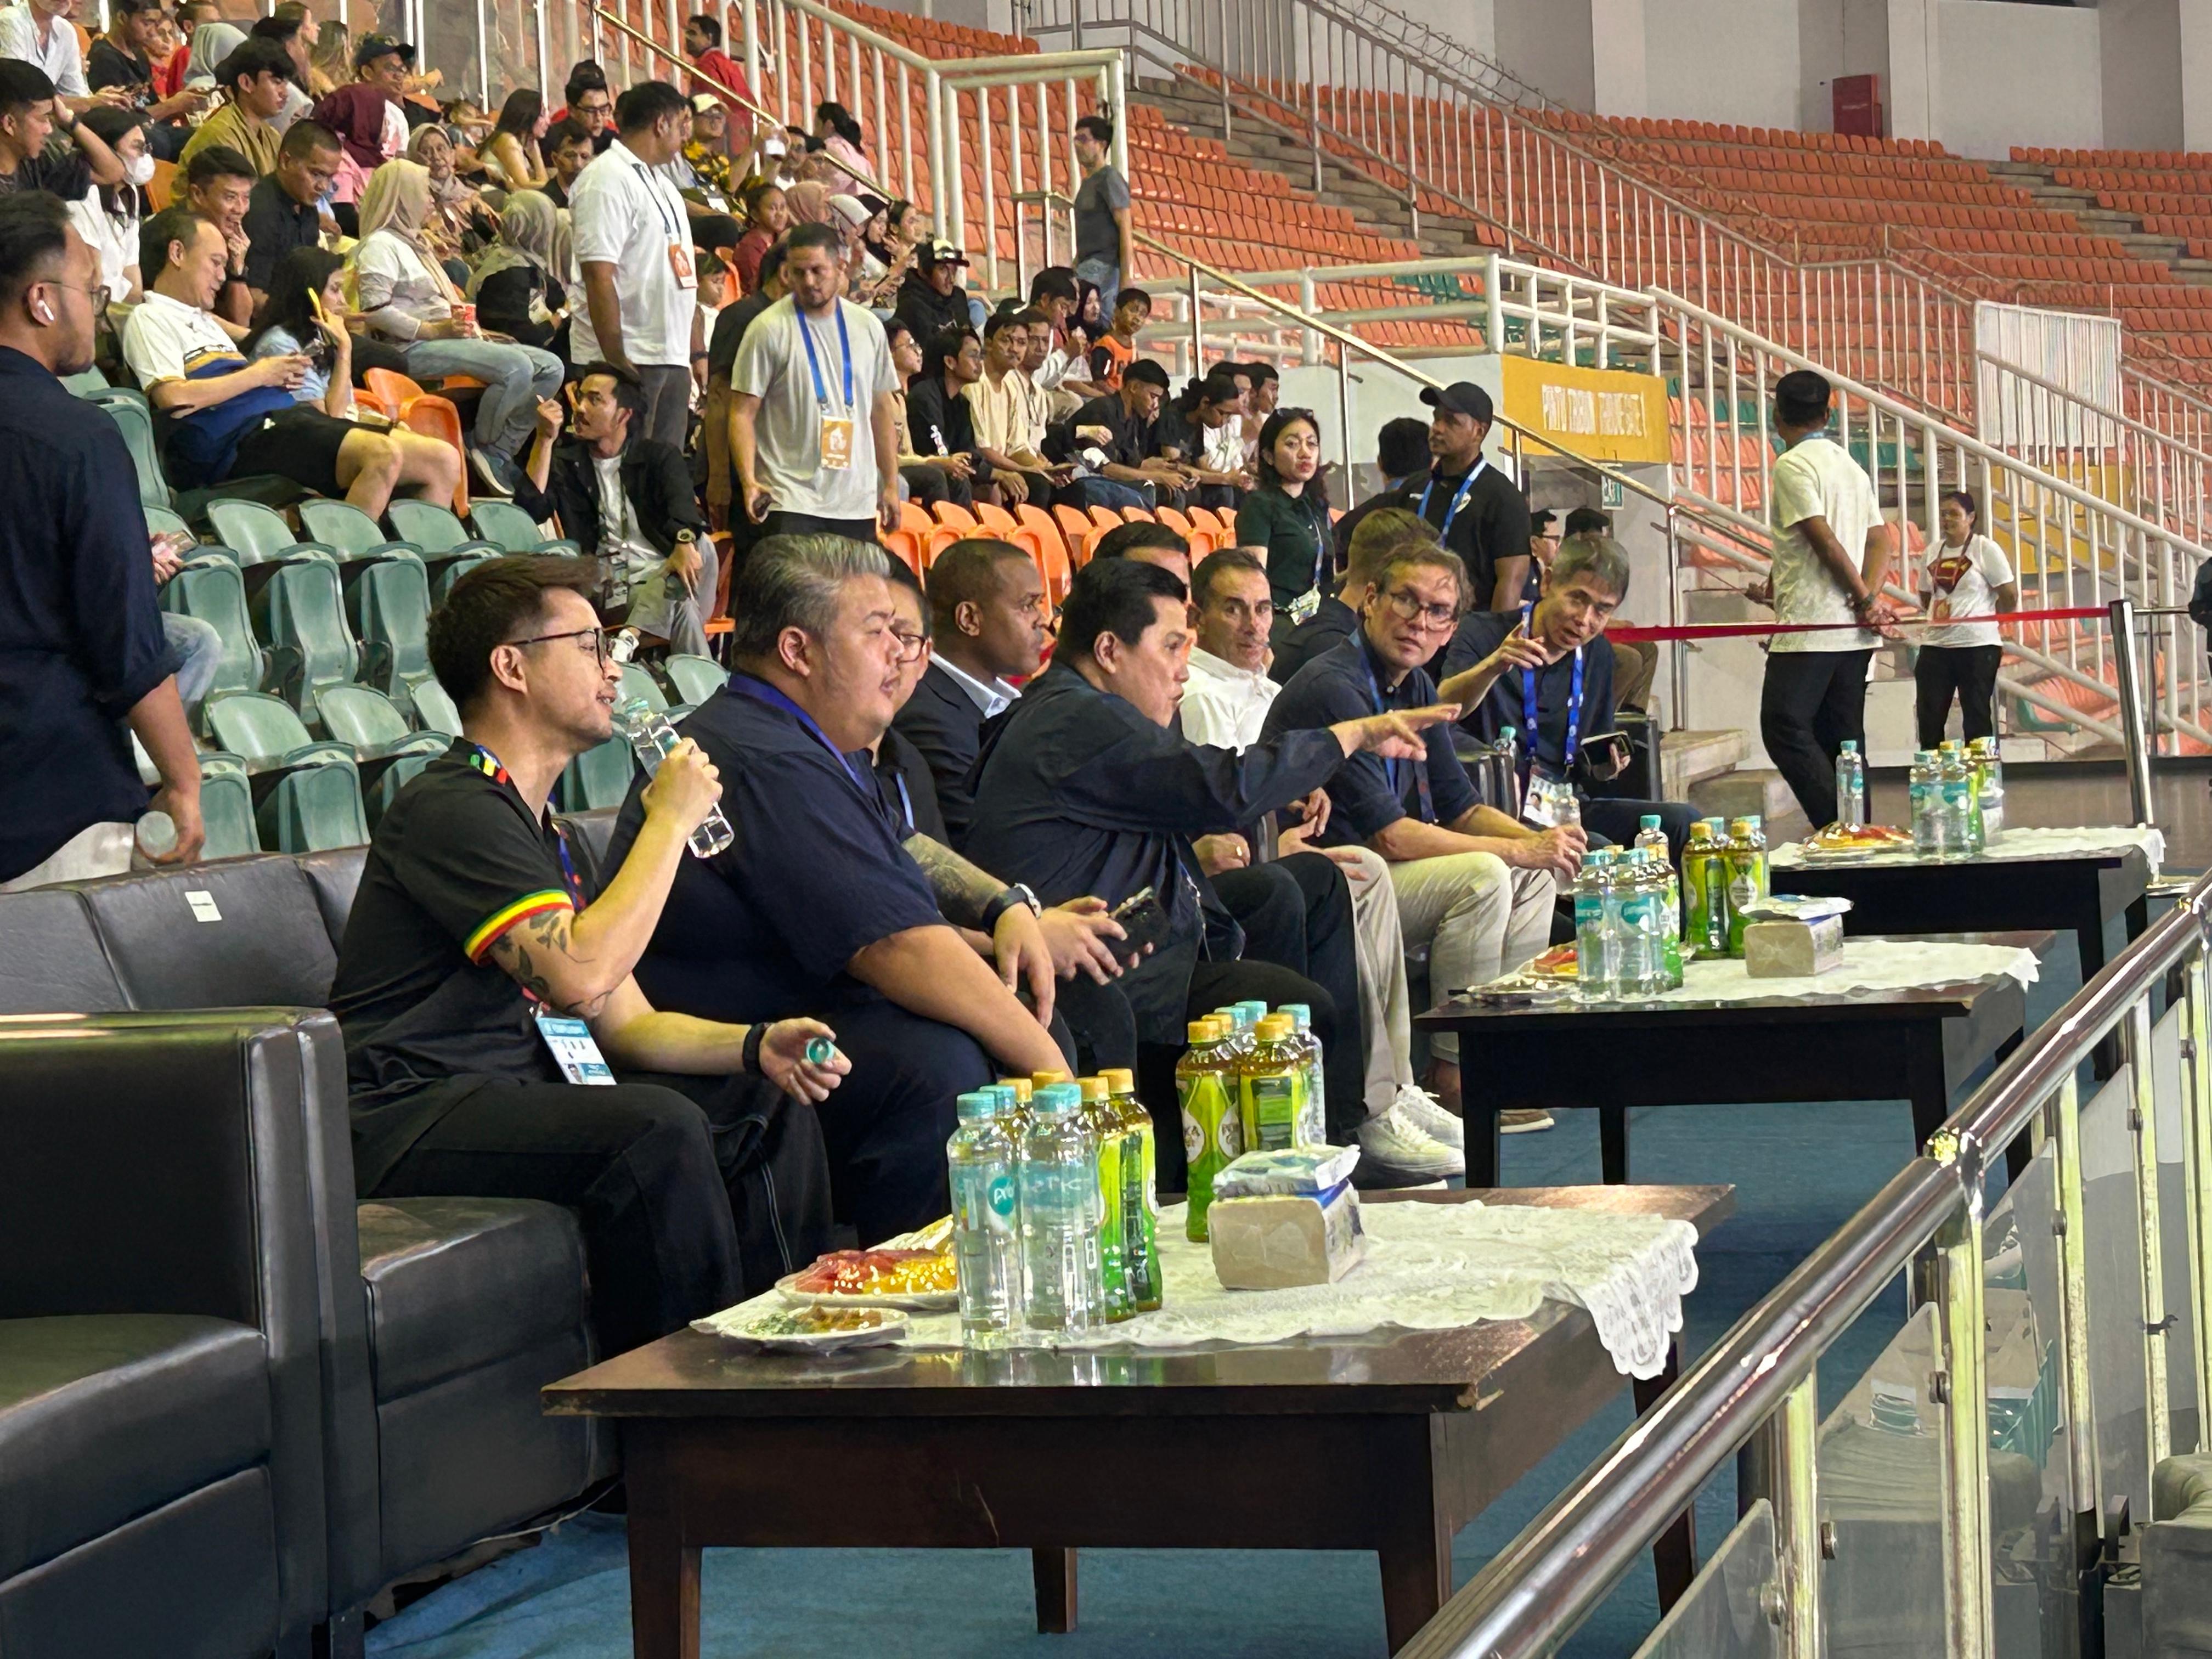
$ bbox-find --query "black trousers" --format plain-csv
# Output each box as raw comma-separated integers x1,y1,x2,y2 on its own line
900,464,972,510
1915,643,2002,748
758,510,880,544
1213,854,1365,1137
368,1074,832,1357
1759,650,1872,828
1050,970,1141,1080
1135,956,1345,1195
1582,797,1701,864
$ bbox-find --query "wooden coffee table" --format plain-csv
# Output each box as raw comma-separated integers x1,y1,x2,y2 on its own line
543,1183,1734,1657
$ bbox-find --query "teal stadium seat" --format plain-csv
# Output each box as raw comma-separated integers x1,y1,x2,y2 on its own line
207,499,332,566
314,685,448,823
386,499,501,558
409,678,462,737
470,499,557,551
556,737,636,812
346,558,435,711
159,557,264,718
85,388,168,510
202,693,369,852
196,755,261,858
618,662,669,714
251,557,360,716
663,653,727,707
430,552,499,605
298,498,425,563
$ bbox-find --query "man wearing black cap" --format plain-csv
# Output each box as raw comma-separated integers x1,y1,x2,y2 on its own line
1396,381,1532,613
894,239,972,343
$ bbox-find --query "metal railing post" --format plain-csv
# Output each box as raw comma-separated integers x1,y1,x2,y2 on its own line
2048,1071,2106,1530
1932,1156,1994,1658
1773,1378,1822,1659
1188,263,1204,376
2185,956,2212,1451
1482,250,1501,354
2126,997,2176,1500
2111,595,2155,826
1335,347,1355,509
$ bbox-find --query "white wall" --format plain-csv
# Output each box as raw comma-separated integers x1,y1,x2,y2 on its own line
1933,0,2102,159
1642,0,1802,127
1496,0,1597,111
2102,0,2184,152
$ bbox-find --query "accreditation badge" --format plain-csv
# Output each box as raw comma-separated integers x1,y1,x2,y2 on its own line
666,240,698,289
820,415,855,470
1288,587,1321,624
1523,771,1575,829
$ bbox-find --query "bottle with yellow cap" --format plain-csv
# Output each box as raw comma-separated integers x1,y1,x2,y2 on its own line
1000,1075,1035,1142
1239,1014,1307,1153
1077,1077,1131,1320
1103,1067,1161,1311
1178,1018,1240,1241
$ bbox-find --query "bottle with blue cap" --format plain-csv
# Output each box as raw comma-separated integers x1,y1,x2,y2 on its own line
947,1091,1023,1347
1017,1082,1102,1333
1275,1004,1329,1145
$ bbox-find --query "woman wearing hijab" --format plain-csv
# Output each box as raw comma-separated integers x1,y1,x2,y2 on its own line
467,188,568,357
783,177,832,227
182,20,244,86
349,159,565,496
407,123,496,271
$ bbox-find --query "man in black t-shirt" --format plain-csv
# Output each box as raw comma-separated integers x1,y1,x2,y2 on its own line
86,0,207,159
1392,381,1532,612
0,61,122,201
329,557,849,1349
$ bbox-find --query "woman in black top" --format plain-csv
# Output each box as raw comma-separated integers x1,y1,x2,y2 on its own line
1235,407,1332,633
466,188,568,357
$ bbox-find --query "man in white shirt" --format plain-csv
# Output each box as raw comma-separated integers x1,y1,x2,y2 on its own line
1757,368,1898,828
569,79,705,452
0,0,93,108
1178,547,1459,1176
730,219,899,542
966,307,1068,507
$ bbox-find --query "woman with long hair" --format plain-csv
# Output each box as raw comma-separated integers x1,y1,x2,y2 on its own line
70,106,152,306
246,245,354,417
467,188,568,356
1915,489,2018,747
1236,407,1334,624
482,87,549,190
812,98,870,191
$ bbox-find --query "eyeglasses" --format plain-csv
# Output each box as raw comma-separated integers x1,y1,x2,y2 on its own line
890,628,927,663
504,627,612,663
48,279,108,317
1381,588,1459,630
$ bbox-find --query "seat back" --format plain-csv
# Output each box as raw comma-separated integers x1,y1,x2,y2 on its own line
70,855,339,1008
206,691,316,769
409,678,462,737
362,367,430,420
207,499,302,564
256,560,359,712
161,560,262,706
386,499,475,554
618,662,669,713
662,653,727,706
470,500,550,552
263,763,369,853
396,397,470,515
294,845,366,945
87,388,168,509
556,737,635,811
199,766,261,857
300,499,404,558
315,684,414,752
351,558,433,703
0,887,128,1013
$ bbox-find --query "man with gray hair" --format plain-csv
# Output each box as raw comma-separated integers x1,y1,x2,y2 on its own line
605,533,1122,1241
1440,532,1695,856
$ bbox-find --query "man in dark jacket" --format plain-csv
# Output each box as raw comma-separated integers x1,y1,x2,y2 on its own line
515,360,714,654
893,240,974,343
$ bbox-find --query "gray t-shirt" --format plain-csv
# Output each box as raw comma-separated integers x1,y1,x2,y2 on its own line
732,295,899,522
1074,165,1129,268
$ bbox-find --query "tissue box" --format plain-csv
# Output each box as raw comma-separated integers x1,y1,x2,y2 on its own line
1208,1184,1364,1289
1743,914,1847,978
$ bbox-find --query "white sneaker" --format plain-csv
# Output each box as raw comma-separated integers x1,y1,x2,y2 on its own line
1389,1085,1466,1152
1357,1101,1466,1178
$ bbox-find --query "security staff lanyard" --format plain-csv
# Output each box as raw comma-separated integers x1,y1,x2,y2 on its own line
1361,639,1435,825
631,157,696,290
1418,455,1487,541
797,302,859,471
729,672,871,797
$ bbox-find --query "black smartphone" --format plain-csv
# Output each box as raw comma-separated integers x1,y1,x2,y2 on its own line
1578,730,1634,782
1109,885,1171,956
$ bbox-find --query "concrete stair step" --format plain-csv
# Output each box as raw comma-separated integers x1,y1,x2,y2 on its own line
1686,768,1807,838
1658,729,1748,798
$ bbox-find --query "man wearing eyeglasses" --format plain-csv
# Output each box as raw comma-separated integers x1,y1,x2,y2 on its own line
514,362,715,656
1262,541,1574,1128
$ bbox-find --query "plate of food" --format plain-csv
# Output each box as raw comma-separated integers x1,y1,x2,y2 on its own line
776,1246,960,1312
699,1302,910,1353
1530,942,1579,979
1803,822,1914,856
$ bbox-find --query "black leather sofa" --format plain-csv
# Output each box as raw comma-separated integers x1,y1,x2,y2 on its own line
0,819,623,1656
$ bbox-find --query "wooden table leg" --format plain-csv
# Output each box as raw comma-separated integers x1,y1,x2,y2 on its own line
627,1513,699,1659
1634,1342,1697,1613
1031,1548,1077,1634
1378,1516,1453,1656
1600,1104,1630,1185
1465,1099,1501,1188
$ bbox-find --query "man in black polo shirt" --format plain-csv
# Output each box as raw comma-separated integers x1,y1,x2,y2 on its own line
1064,357,1190,505
242,119,338,306
966,555,1452,1175
610,534,1126,1242
1440,532,1696,859
1395,381,1532,612
330,557,847,1351
1262,540,1572,1125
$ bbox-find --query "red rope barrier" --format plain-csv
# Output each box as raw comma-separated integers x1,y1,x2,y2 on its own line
1609,607,2110,643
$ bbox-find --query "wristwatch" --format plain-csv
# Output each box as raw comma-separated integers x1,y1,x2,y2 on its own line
979,883,1041,933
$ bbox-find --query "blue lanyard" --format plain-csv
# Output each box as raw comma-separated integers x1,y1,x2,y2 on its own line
1417,456,1487,540
1517,603,1583,781
472,741,585,901
796,302,855,414
890,770,914,834
729,672,870,794
1358,639,1435,825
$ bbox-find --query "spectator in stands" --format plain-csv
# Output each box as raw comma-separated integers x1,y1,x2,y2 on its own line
883,314,966,509
1088,516,1190,585
1332,414,1431,564
303,12,345,99
1026,264,1098,419
1440,532,1694,857
67,104,146,304
704,238,783,527
894,237,971,342
0,191,206,889
561,63,615,155
684,13,752,133
183,145,260,326
731,219,899,540
1071,112,1128,310
309,35,408,188
331,557,846,1335
967,555,1449,1170
242,116,336,304
966,307,1065,507
178,36,289,175
1229,360,1280,467
892,537,1047,847
1532,505,1565,572
481,87,548,191
1156,368,1251,509
245,244,353,411
245,13,313,133
128,205,458,514
902,319,986,501
1915,489,2015,749
1396,381,1531,612
1273,504,1433,687
516,362,715,656
1262,538,1570,1124
1555,503,1654,710
614,534,1086,1239
87,0,206,159
571,80,704,452
349,156,565,498
1756,368,1896,827
539,114,590,207
467,187,567,354
681,94,736,208
1068,357,1187,506
1087,284,1147,390
0,59,120,199
0,0,92,111
1236,406,1333,633
731,180,787,295
812,98,870,193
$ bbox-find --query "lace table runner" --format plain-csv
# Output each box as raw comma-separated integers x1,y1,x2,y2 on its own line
1770,823,2163,873
697,1199,1701,1379
1647,938,2040,1004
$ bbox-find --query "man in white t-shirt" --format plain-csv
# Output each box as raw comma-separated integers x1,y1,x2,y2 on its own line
569,79,704,453
1757,368,1897,828
0,0,90,106
730,219,899,543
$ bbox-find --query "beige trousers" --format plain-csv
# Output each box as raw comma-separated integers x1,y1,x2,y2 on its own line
1387,851,1556,1063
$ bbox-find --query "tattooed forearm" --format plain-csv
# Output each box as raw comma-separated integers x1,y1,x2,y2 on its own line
489,911,617,1018
903,832,1006,928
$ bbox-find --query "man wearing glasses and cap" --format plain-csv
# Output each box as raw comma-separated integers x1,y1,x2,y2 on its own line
1397,381,1534,613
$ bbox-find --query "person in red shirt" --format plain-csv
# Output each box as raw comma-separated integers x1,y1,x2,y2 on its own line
683,14,753,146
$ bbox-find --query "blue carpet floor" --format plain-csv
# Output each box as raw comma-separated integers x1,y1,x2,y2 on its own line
366,940,2084,1659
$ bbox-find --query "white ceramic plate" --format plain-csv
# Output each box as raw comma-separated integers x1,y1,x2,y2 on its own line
774,1271,959,1313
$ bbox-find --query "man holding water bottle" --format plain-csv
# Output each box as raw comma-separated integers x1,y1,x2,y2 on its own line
330,556,849,1341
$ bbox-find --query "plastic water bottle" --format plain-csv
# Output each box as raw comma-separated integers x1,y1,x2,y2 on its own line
1618,849,1671,996
1275,1003,1329,1146
1496,724,1523,817
1909,751,1942,854
136,810,177,859
618,699,735,857
1573,849,1621,1002
1970,736,2005,840
1633,815,1684,989
1834,739,1865,830
1018,1082,1102,1334
1938,742,1983,855
947,1091,1023,1348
